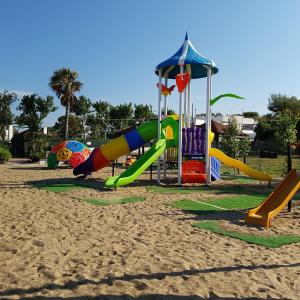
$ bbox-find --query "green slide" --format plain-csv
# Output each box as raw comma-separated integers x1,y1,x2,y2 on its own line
105,139,167,188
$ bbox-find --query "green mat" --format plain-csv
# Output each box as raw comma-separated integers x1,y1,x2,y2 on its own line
30,178,101,192
37,183,91,192
221,174,258,183
193,221,300,248
169,195,267,214
146,184,254,195
83,196,145,206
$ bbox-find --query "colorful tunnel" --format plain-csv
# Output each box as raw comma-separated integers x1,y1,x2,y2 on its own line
73,120,161,176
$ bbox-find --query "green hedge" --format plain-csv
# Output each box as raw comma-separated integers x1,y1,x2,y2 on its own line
0,147,12,163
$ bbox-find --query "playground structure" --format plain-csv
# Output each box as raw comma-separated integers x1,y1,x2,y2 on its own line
47,140,91,169
72,34,300,227
73,114,272,188
155,33,217,185
74,34,271,186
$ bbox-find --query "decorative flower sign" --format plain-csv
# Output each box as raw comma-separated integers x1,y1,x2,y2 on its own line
175,72,190,93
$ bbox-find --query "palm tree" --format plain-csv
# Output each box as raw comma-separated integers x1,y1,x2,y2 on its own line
49,68,83,140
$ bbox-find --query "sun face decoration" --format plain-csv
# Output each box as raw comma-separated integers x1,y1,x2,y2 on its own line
47,140,91,169
56,148,72,161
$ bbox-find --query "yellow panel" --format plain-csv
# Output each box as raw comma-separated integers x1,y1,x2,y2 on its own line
166,126,173,139
209,131,215,144
101,135,129,161
169,114,179,120
165,115,179,139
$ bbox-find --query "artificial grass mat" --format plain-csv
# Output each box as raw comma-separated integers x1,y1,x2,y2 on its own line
170,196,300,247
147,184,253,195
221,174,258,183
83,196,145,206
169,194,267,214
35,182,93,192
29,178,99,193
193,221,300,248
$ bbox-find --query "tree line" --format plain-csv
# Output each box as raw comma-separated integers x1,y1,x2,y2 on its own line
0,67,299,159
244,94,300,153
54,97,158,140
0,68,161,146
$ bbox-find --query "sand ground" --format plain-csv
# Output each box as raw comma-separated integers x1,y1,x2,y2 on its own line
0,159,300,299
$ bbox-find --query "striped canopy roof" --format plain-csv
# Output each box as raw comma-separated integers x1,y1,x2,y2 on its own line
155,33,218,79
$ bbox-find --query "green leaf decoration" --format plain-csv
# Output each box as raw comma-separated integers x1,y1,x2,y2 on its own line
210,93,244,106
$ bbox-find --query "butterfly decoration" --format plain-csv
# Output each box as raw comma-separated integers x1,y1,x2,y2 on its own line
157,83,176,97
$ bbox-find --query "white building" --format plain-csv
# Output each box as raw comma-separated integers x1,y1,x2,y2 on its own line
3,125,48,142
4,125,14,141
194,114,257,140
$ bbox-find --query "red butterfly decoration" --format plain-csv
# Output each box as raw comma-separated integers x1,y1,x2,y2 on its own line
157,83,176,96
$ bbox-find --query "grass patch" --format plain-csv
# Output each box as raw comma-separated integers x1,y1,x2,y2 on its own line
169,195,266,215
146,184,258,195
203,195,266,210
170,199,224,213
84,196,145,206
193,221,300,248
37,182,91,192
85,199,110,206
30,178,100,193
221,174,257,184
146,186,206,194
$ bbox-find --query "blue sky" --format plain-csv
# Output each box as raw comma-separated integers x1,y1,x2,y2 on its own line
1,0,300,126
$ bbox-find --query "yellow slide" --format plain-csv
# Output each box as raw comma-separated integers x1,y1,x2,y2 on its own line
245,169,300,228
209,148,272,182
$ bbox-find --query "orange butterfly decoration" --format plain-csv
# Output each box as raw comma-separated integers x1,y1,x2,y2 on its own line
157,83,176,97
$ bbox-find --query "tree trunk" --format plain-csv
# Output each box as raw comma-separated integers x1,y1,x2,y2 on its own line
0,126,5,141
65,103,70,140
82,117,87,140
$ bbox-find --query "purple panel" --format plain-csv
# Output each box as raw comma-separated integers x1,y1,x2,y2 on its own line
199,127,205,154
182,126,206,155
182,128,187,154
196,127,200,154
187,128,191,154
197,128,202,154
191,127,196,154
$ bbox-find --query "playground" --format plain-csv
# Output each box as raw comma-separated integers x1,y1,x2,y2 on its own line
1,3,300,295
66,33,299,229
0,160,300,298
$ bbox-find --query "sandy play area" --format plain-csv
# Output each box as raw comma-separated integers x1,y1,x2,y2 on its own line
0,159,300,299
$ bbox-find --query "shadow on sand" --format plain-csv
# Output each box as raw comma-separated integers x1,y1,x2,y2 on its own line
1,262,299,298
10,166,71,171
12,295,280,300
26,177,107,192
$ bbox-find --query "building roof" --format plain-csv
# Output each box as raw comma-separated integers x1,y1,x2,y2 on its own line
199,120,227,134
